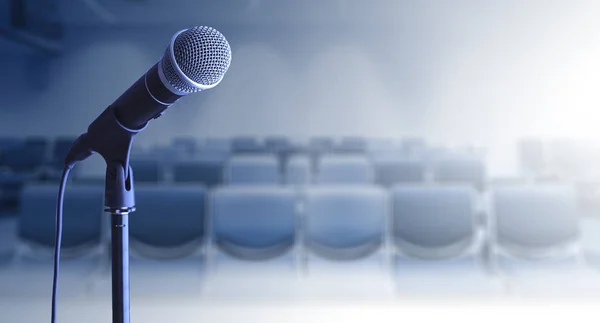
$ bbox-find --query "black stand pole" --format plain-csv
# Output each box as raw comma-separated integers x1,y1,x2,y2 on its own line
67,106,143,323
110,210,131,323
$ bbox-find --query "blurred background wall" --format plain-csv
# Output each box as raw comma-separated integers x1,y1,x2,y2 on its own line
3,0,600,176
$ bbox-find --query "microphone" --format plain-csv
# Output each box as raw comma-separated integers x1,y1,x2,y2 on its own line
66,26,232,167
114,26,232,129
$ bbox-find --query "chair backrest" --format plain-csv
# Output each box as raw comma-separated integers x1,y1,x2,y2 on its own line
19,184,104,256
52,137,77,167
491,185,580,256
173,159,224,187
225,155,281,185
171,137,198,156
335,137,367,154
264,136,292,153
391,185,476,259
285,155,311,185
0,137,22,151
129,158,164,183
309,137,334,154
304,186,387,259
433,157,487,189
315,155,373,184
231,136,264,155
1,145,47,173
130,185,206,258
374,157,426,187
201,138,231,153
211,186,297,260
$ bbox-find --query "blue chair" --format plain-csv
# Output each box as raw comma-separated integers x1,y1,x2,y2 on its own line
129,185,206,259
335,137,367,154
433,156,487,189
129,158,164,183
391,185,478,258
1,145,46,174
374,157,425,187
3,184,105,297
225,155,281,185
264,136,292,153
201,138,231,154
490,185,600,296
231,136,264,155
390,185,498,296
366,138,397,153
303,186,387,260
210,186,298,260
0,137,22,152
173,159,224,187
491,185,580,257
18,184,104,258
315,155,373,184
0,171,34,210
51,137,77,168
285,155,311,186
309,137,334,154
401,137,427,156
171,137,198,156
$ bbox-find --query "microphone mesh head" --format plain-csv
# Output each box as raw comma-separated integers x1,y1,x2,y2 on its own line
161,26,231,94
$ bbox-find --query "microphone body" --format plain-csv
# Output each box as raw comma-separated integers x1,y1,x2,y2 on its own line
111,62,183,130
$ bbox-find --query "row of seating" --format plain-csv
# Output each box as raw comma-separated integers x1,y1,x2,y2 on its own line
123,154,486,188
0,135,470,176
5,183,579,265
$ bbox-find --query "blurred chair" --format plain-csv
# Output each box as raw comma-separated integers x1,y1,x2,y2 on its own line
0,171,34,210
200,138,231,154
302,186,388,263
0,144,47,174
433,156,487,189
373,157,426,187
231,136,264,155
209,186,298,262
129,185,206,259
315,155,373,184
366,137,397,153
0,137,22,152
401,137,427,156
17,184,104,259
171,136,198,156
308,137,334,155
224,155,281,185
129,158,164,183
48,136,77,172
71,153,106,184
3,184,105,297
264,136,292,154
492,185,580,257
489,185,600,296
334,137,367,154
264,136,295,170
390,185,499,296
173,158,224,187
285,154,311,186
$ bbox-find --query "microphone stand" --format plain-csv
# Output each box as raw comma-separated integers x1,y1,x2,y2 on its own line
70,106,145,323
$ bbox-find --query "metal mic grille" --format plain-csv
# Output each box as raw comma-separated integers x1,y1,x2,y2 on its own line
161,26,231,94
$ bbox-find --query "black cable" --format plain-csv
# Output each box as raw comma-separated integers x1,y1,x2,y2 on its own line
52,166,72,323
